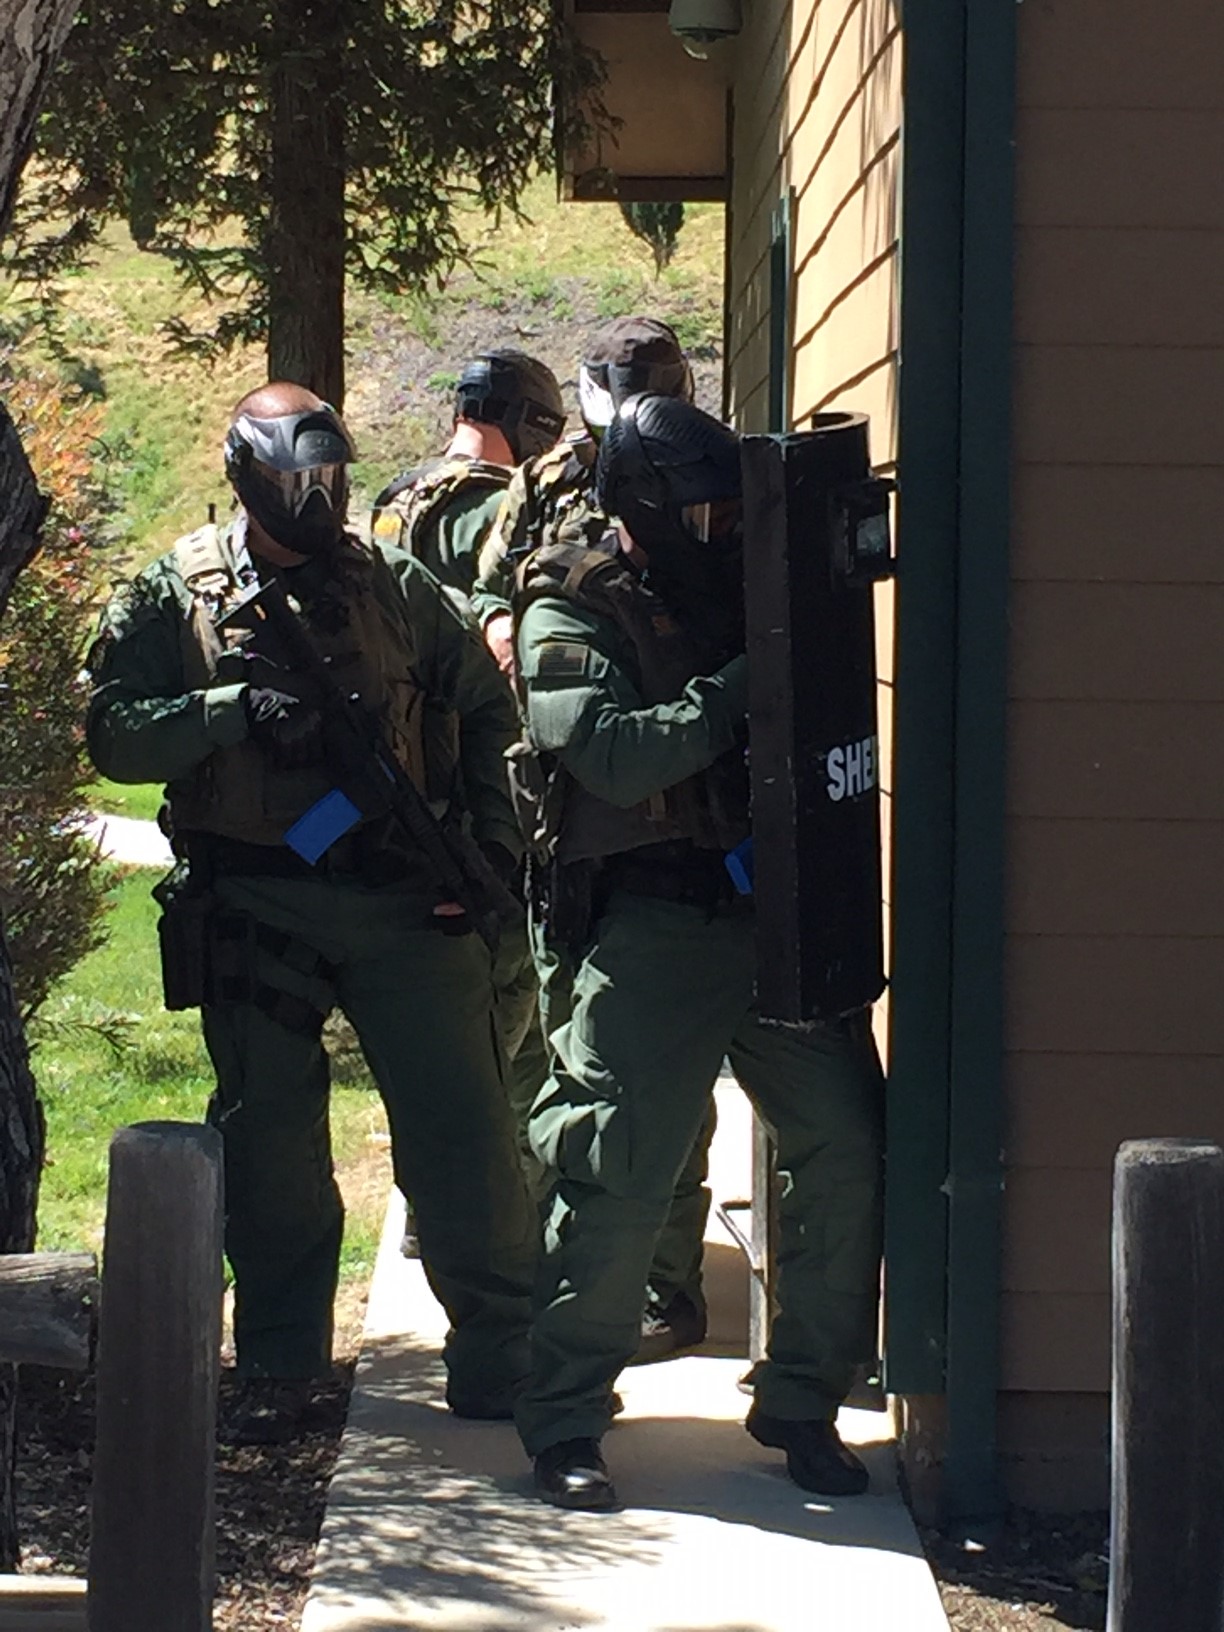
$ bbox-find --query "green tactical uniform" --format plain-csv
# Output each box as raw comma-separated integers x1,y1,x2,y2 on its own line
480,439,720,1320
509,537,885,1455
372,455,511,599
87,520,536,1399
372,455,551,1195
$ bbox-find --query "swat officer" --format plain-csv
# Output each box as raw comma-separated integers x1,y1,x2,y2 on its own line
87,382,536,1443
478,317,716,1363
472,316,693,673
511,394,885,1510
371,349,564,1208
371,349,565,598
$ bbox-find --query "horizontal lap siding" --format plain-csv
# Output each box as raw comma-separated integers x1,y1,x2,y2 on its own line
1005,0,1224,1400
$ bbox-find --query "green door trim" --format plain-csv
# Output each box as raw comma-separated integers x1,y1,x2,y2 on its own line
941,0,1017,1529
888,0,1016,1527
885,0,966,1399
767,188,795,432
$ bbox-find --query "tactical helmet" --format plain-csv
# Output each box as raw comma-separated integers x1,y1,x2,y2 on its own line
224,402,356,556
454,350,565,464
579,316,694,435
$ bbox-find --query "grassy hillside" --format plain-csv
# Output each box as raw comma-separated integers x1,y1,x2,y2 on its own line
3,178,724,569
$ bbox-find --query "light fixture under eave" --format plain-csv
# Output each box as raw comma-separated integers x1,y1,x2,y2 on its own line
667,0,744,59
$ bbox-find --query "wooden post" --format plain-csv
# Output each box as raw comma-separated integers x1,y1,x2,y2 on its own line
1109,1139,1224,1632
0,1256,96,1370
87,1124,223,1632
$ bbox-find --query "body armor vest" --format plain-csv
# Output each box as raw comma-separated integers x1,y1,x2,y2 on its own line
373,456,509,565
168,524,449,846
513,539,749,865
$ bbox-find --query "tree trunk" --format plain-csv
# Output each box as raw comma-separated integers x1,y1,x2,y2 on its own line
265,3,347,408
0,0,81,1569
0,0,81,240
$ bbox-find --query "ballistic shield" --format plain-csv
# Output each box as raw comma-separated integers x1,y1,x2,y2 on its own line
741,413,894,1024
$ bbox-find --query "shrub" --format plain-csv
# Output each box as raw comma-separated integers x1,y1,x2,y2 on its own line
0,356,113,1020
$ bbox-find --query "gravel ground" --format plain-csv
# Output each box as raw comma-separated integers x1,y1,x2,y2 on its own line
925,1512,1108,1632
17,1360,1110,1632
16,1363,353,1630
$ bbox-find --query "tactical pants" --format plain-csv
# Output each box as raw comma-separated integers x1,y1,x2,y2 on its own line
201,875,535,1392
515,890,884,1456
529,911,716,1312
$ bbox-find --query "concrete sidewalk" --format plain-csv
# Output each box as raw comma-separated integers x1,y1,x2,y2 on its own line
84,811,173,868
303,1085,949,1632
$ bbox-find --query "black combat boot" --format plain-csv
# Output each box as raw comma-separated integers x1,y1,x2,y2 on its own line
629,1287,708,1365
745,1406,869,1496
533,1438,619,1511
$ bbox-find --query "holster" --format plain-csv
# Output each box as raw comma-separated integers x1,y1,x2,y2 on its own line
531,856,601,954
155,881,214,1011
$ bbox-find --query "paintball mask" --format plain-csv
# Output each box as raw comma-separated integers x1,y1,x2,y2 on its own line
224,405,356,556
597,394,744,645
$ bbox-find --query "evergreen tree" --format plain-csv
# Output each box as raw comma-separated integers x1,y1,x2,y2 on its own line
619,200,685,278
12,2,603,406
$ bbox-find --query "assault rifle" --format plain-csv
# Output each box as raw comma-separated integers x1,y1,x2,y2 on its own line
218,576,518,953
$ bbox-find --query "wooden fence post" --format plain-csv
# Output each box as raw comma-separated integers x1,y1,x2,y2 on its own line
1109,1138,1224,1632
86,1123,223,1632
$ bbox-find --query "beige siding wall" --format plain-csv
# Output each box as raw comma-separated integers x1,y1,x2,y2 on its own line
726,0,901,1049
726,0,901,444
1005,0,1224,1408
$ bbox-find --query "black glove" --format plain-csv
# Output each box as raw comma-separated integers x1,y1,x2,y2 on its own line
243,687,325,770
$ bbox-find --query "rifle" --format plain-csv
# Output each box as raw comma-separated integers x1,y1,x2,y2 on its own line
218,576,518,953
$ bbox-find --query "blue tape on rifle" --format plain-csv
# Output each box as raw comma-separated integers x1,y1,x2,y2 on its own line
724,836,754,896
284,790,363,865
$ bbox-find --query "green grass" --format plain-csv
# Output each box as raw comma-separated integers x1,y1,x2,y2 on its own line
32,869,389,1279
91,777,166,823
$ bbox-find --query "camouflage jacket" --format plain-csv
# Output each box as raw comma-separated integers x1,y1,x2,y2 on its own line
470,433,604,628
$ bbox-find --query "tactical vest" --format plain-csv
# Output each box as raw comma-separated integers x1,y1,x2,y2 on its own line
168,524,450,846
522,437,604,555
512,539,749,865
476,436,603,594
372,456,510,568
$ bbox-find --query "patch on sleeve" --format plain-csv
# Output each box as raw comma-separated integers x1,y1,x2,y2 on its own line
536,640,590,679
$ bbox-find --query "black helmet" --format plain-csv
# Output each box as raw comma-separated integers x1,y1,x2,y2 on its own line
454,349,565,463
597,393,740,531
579,316,694,435
597,394,743,640
224,403,356,556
